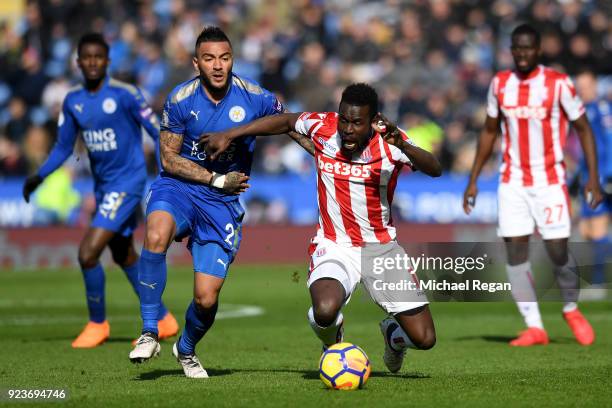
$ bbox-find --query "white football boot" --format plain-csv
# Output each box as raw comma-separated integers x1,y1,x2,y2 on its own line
173,342,209,379
129,332,160,363
379,317,405,373
322,323,344,352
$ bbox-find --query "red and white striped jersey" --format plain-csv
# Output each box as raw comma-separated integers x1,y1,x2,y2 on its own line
295,112,413,246
487,65,585,187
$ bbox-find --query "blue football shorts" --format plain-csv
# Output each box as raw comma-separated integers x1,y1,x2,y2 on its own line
91,189,141,237
145,177,244,279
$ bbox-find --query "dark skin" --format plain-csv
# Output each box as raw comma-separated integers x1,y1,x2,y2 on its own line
463,32,603,266
22,43,140,271
202,101,439,349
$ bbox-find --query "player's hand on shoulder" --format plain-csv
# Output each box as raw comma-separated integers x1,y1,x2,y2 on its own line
373,113,402,147
200,131,232,161
223,171,250,195
22,175,43,203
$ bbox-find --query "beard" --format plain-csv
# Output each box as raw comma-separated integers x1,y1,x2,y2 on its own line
201,69,232,92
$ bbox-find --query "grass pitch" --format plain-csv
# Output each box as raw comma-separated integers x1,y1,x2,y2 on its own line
0,265,610,407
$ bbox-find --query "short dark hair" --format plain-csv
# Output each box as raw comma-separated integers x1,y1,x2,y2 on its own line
340,83,379,117
77,32,109,57
195,26,232,53
575,67,595,78
511,24,541,46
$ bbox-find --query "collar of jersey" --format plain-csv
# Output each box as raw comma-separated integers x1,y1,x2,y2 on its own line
514,65,542,82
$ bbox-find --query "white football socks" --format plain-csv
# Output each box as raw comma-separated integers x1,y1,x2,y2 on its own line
506,262,544,329
307,307,343,346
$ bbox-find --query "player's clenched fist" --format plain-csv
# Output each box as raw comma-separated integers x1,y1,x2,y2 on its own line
372,113,402,147
22,175,43,203
200,131,233,161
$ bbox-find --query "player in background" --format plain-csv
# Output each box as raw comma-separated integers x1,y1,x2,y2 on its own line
22,33,178,348
463,24,603,346
203,83,441,374
128,27,314,377
574,69,611,300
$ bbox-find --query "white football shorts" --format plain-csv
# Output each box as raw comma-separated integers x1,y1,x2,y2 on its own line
497,182,571,240
307,237,428,314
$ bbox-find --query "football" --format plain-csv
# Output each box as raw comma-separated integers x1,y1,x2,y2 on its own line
319,342,371,390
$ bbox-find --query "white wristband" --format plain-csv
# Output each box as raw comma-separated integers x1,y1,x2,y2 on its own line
210,172,226,189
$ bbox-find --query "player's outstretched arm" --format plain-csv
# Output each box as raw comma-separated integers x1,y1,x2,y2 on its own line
374,114,442,178
573,114,603,208
462,115,499,214
160,131,249,194
288,131,315,156
201,113,302,161
23,102,79,202
24,144,73,202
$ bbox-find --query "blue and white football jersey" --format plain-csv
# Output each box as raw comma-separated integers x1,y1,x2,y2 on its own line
159,73,284,202
39,77,159,195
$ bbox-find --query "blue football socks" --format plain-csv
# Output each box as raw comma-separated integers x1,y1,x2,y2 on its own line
81,264,106,323
138,249,167,335
122,260,168,320
592,236,610,285
177,300,218,355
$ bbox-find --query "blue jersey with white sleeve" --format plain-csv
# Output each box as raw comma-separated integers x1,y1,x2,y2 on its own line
159,73,284,202
148,73,283,274
39,77,159,195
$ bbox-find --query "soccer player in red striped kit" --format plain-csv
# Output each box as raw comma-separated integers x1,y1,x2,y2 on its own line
202,83,441,373
463,24,603,346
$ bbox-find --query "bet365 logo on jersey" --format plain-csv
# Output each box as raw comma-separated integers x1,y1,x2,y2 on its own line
502,106,548,120
317,155,372,178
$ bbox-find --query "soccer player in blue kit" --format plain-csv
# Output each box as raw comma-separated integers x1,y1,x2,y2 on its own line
575,69,612,299
22,33,178,348
128,27,313,377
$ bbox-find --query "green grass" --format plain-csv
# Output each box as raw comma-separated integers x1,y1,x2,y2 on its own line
0,265,610,407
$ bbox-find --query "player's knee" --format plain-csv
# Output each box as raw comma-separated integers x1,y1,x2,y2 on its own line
144,228,170,253
194,292,218,311
78,246,98,269
312,300,341,327
412,328,436,350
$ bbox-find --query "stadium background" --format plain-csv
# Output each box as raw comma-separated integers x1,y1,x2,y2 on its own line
0,0,610,267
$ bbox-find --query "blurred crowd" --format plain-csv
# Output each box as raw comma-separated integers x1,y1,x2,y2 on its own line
1,0,611,180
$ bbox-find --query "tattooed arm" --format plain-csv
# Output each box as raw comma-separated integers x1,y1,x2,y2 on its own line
160,131,249,194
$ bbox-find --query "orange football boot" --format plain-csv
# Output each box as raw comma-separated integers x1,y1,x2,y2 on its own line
132,312,179,345
72,320,110,348
158,312,179,340
563,309,595,345
509,327,549,346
